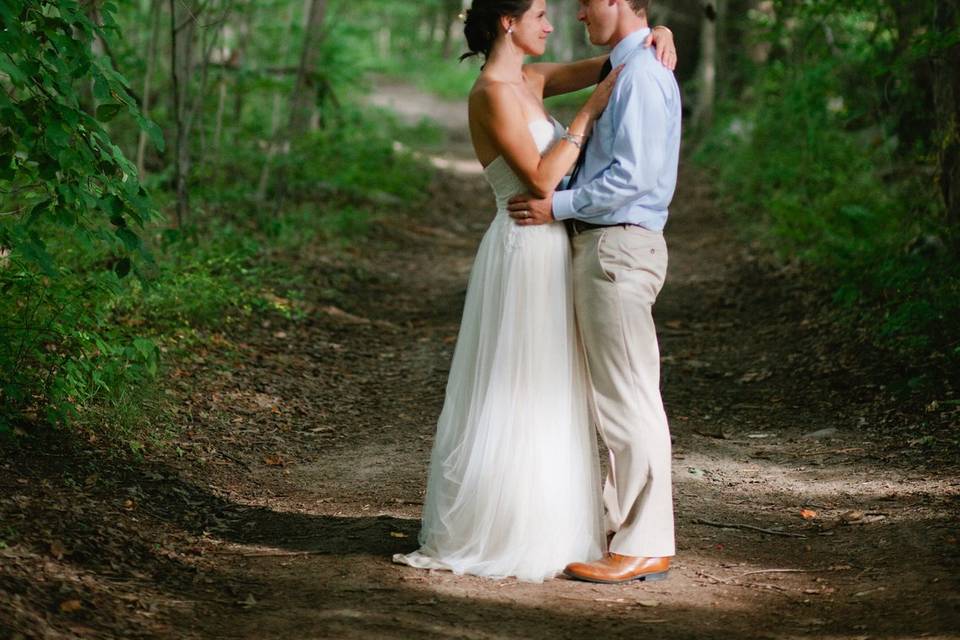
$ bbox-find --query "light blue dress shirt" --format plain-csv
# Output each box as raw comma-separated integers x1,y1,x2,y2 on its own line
552,28,682,231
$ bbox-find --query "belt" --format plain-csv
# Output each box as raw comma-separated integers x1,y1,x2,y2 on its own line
566,219,643,235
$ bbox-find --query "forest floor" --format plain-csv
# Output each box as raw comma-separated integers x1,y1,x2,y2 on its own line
2,81,959,640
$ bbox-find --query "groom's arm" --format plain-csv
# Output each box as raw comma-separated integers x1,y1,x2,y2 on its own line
551,68,669,221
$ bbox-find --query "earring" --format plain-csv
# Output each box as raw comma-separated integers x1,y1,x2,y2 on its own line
507,26,514,34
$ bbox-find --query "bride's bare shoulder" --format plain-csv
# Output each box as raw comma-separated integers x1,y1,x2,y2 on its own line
468,79,517,117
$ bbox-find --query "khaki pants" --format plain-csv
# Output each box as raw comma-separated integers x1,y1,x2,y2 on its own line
572,225,675,558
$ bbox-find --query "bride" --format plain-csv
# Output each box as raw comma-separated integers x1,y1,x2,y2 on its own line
394,0,677,582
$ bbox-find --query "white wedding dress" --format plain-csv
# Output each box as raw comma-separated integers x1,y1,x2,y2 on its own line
393,118,604,582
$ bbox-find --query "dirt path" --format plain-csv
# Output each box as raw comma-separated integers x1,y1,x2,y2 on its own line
3,85,958,640
179,85,958,639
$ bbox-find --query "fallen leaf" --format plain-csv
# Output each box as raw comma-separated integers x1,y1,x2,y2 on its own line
59,599,83,613
241,594,258,608
840,510,864,523
738,370,772,383
264,455,285,467
49,540,68,559
637,600,661,607
800,509,818,520
390,532,408,538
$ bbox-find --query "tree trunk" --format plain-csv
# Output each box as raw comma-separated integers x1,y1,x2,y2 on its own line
288,0,327,138
693,1,718,129
429,4,442,49
80,5,104,117
932,3,960,238
256,6,298,202
213,76,228,154
232,6,255,125
441,0,459,59
191,3,229,168
264,0,327,205
137,0,162,179
170,0,197,227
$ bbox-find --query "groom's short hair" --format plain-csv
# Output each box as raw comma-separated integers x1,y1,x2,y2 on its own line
627,0,650,15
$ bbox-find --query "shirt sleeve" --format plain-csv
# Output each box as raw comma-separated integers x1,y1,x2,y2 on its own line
552,68,669,221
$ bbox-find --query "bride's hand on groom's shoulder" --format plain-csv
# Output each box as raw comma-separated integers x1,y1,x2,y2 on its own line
585,64,625,119
508,193,555,226
646,26,678,71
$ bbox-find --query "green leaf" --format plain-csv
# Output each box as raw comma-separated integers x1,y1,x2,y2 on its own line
18,238,57,277
102,194,124,216
0,128,14,155
0,57,27,86
0,148,14,180
132,338,158,376
26,199,52,226
115,227,141,252
95,103,123,122
136,116,165,153
92,76,112,103
114,257,131,278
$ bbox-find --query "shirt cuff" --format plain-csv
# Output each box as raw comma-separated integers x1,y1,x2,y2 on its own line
552,189,578,220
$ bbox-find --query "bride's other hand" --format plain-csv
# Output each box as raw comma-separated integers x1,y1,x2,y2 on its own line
645,26,678,71
584,64,625,119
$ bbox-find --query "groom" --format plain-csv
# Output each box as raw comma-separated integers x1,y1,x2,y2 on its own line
508,0,681,584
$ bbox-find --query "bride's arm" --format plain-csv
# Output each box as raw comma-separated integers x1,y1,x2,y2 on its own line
527,55,608,99
471,71,621,199
526,25,677,99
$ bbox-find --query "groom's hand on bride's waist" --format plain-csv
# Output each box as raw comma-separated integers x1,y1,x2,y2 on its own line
508,193,555,226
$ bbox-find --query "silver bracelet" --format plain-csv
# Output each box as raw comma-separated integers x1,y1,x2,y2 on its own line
562,132,585,149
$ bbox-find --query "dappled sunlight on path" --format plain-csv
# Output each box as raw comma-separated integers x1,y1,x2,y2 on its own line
168,81,960,639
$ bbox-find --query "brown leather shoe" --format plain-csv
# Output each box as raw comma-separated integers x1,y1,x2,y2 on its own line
564,554,670,584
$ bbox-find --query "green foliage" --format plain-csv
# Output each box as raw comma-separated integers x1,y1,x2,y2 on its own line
284,106,434,201
0,0,163,426
0,0,437,441
375,55,481,101
697,0,960,359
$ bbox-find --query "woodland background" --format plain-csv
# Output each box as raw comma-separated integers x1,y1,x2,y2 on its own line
1,0,958,441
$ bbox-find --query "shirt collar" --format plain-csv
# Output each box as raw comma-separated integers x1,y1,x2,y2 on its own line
610,27,651,67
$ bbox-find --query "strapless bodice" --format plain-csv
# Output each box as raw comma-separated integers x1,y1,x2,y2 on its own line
482,118,565,210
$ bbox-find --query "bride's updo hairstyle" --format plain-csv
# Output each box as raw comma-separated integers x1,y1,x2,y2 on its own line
460,0,534,62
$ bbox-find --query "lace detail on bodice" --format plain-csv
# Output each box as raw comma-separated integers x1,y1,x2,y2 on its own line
482,118,565,251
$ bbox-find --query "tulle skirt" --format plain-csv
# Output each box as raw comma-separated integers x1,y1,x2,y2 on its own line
393,212,604,582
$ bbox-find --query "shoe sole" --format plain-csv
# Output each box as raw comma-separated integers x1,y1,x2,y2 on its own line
563,570,670,584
